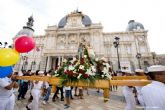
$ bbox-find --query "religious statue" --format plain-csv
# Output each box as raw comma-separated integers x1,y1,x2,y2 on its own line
26,16,34,28
78,38,95,62
78,43,84,60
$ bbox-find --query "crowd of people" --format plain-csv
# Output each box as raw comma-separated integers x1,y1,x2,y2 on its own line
0,68,92,110
0,65,165,110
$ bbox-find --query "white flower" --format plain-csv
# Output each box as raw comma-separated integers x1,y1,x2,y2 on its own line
69,65,74,71
79,65,84,70
86,69,92,75
91,66,96,72
73,70,77,74
77,74,82,79
105,63,110,68
72,57,77,62
86,68,95,76
84,55,87,58
102,67,108,74
106,74,112,79
102,67,112,79
54,74,59,77
54,70,57,74
101,75,104,78
63,59,67,63
95,58,99,61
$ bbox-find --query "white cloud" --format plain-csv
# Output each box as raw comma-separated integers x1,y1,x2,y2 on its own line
0,0,165,54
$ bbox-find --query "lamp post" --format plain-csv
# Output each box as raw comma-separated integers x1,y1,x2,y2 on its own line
113,36,121,70
136,53,142,69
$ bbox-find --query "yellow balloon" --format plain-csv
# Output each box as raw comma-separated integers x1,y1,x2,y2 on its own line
0,48,20,66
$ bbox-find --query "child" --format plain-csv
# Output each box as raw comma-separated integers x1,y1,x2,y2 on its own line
64,86,71,109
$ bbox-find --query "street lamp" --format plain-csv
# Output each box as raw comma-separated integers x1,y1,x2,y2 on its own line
113,36,121,70
136,53,142,69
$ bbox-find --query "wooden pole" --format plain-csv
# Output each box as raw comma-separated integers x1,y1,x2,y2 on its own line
15,76,151,102
103,88,110,102
51,85,56,93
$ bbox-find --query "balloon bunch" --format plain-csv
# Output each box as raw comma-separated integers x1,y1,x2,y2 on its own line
0,35,35,78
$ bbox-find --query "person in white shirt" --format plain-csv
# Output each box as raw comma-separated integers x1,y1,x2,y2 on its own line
0,74,18,110
135,69,146,107
26,71,43,110
122,70,136,110
141,65,165,110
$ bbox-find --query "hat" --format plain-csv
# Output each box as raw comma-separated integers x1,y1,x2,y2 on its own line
147,65,165,72
31,70,36,73
122,70,132,73
135,69,144,73
38,71,44,74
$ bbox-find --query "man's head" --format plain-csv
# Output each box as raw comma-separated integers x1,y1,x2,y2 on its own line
38,71,44,76
147,65,165,83
135,69,145,76
122,70,134,76
27,70,31,75
21,70,26,74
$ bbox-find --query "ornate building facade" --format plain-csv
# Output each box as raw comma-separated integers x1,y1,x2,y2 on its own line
15,11,153,72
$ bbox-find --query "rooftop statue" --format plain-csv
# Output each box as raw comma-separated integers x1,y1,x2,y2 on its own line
26,16,34,28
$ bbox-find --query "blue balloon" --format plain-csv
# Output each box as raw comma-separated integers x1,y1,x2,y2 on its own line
0,66,13,78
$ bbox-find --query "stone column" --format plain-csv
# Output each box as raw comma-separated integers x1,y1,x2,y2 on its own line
66,34,69,49
58,56,61,66
46,56,51,71
61,56,64,65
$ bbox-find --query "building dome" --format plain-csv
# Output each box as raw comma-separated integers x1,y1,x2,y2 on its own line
58,11,92,28
82,15,92,26
58,16,67,28
126,20,144,31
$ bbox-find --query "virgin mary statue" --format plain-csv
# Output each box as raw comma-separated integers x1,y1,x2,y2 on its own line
78,38,95,60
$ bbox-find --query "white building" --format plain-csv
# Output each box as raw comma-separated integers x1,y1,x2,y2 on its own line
14,10,153,72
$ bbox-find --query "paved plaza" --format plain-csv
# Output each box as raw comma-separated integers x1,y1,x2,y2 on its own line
14,88,142,110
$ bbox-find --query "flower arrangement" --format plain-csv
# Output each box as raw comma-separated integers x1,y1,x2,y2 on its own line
53,45,112,85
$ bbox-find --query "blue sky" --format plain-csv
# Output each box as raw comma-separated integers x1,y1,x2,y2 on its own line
0,0,165,54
